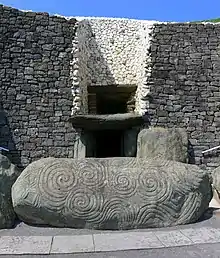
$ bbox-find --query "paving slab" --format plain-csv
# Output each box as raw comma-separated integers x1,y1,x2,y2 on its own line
0,236,52,255
0,211,220,255
155,230,193,247
180,227,220,244
2,242,220,258
93,232,165,252
51,235,95,254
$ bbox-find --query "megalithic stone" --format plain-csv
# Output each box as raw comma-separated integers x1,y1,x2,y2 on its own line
0,154,20,228
12,157,212,230
137,127,188,163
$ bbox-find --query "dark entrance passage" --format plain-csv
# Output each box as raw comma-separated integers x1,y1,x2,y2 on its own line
84,85,138,158
96,95,127,114
94,130,123,157
87,85,137,115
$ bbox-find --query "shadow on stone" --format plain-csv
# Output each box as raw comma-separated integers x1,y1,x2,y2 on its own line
196,207,216,223
0,102,23,168
188,140,195,164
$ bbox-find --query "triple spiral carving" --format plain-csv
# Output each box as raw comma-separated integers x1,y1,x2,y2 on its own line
18,157,210,229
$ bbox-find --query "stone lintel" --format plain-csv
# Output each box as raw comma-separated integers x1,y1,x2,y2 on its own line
69,113,146,130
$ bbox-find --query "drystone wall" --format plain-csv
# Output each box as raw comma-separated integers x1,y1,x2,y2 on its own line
148,23,220,169
3,4,220,169
0,5,77,167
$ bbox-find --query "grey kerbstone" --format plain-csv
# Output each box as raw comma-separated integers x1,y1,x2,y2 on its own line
180,227,220,244
51,235,94,254
0,154,20,229
12,157,212,229
0,236,52,255
94,232,164,252
155,230,193,247
137,127,188,163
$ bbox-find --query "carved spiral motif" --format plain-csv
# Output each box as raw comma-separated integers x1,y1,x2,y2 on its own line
177,192,202,224
94,198,132,226
13,157,210,230
77,160,106,189
111,169,137,197
136,203,177,227
109,158,137,169
37,160,77,210
138,167,172,203
65,188,103,220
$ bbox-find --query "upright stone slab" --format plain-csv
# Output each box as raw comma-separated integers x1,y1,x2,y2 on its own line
123,126,141,157
12,157,212,229
137,127,188,163
0,154,20,228
211,166,220,192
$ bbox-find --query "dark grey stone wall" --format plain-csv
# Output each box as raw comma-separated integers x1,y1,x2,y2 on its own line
2,6,220,170
0,5,77,167
148,23,220,169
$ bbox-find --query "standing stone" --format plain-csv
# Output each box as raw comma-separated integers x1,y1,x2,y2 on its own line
123,126,141,157
211,166,220,192
12,157,211,229
0,154,20,228
137,127,188,163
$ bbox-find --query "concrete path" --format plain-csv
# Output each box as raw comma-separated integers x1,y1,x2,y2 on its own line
1,243,220,258
1,216,220,255
0,205,220,256
1,226,220,255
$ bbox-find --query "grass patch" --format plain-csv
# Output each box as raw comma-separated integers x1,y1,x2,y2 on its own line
191,18,220,23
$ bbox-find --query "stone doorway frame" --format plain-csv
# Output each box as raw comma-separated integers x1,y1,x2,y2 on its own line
70,114,145,158
71,84,147,158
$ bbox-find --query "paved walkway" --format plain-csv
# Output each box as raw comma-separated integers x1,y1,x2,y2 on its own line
1,225,220,255
1,243,220,258
0,201,219,256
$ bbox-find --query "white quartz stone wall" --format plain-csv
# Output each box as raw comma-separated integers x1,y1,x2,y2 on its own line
87,19,144,86
71,18,156,115
71,20,92,115
135,22,155,115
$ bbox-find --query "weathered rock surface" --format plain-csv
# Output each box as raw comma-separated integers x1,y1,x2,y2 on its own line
69,113,145,130
0,154,20,228
123,126,141,157
12,157,212,229
137,127,188,163
211,166,220,192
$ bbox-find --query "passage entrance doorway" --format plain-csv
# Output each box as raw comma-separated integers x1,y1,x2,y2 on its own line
93,130,124,158
71,85,143,159
86,85,137,158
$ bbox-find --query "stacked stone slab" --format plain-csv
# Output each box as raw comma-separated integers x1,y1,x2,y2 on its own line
0,5,77,167
2,4,220,169
147,23,220,169
12,157,212,229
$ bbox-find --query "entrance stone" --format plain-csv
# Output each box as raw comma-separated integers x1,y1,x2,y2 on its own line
12,157,211,229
